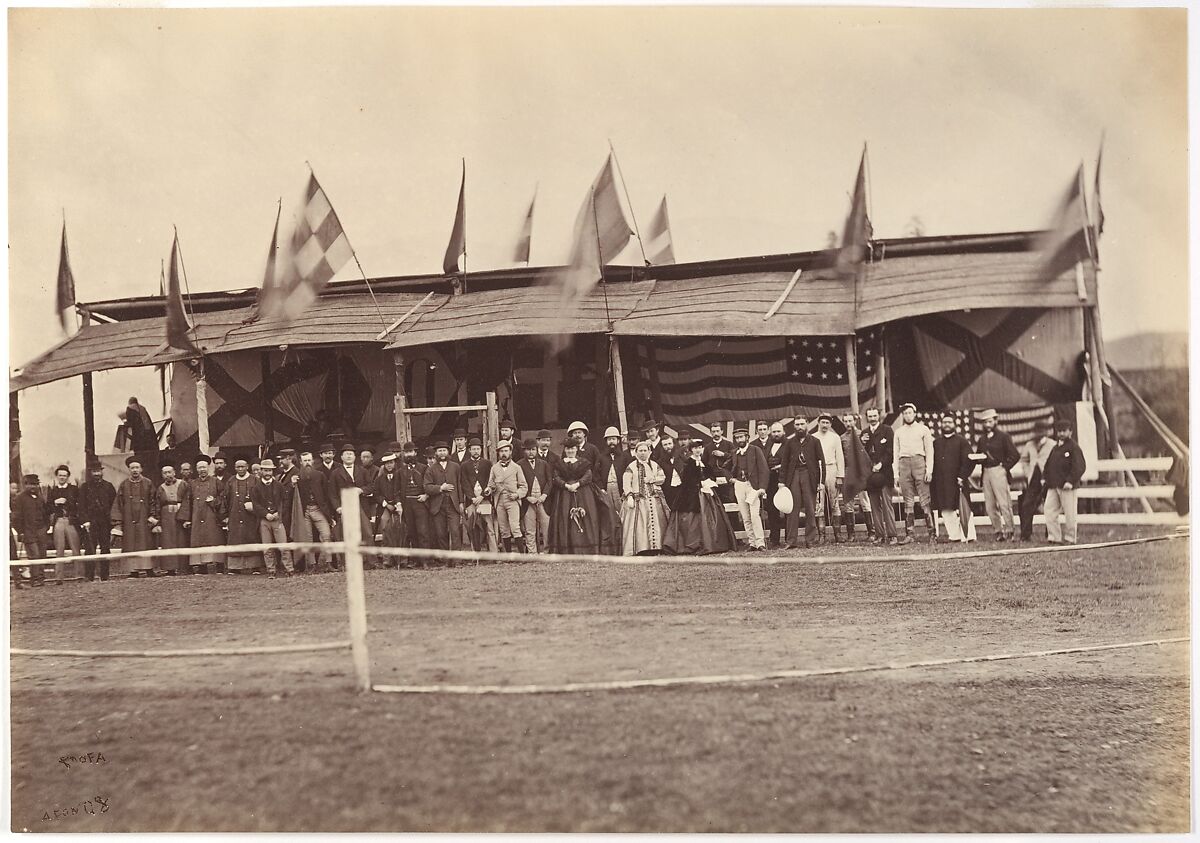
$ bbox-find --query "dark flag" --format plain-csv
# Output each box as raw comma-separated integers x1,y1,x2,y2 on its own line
1035,164,1092,282
513,186,535,265
835,145,872,276
1094,134,1106,237
165,234,199,354
443,160,467,275
55,221,77,335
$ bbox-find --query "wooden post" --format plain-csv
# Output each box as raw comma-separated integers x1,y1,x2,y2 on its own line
610,337,629,435
844,335,859,416
80,311,95,461
341,487,372,693
9,389,22,483
260,349,274,446
484,391,499,462
875,329,887,412
392,351,411,445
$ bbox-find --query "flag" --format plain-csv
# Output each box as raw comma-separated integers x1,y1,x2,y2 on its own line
551,153,634,320
443,160,467,275
645,195,676,265
836,146,872,275
261,171,355,321
1093,136,1105,237
165,234,199,354
54,221,77,335
252,203,283,321
513,187,536,264
1035,164,1091,282
632,328,881,424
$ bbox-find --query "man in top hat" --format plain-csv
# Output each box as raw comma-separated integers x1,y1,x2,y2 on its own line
931,413,977,544
812,414,846,543
518,437,554,554
425,440,464,551
331,442,376,562
892,402,936,543
782,414,825,549
250,459,293,576
1017,419,1056,542
460,436,496,552
731,425,769,552
152,462,193,574
47,464,83,581
486,439,527,553
973,408,1020,541
79,459,118,581
12,473,48,586
1043,417,1087,545
111,455,158,576
449,428,469,465
187,456,226,574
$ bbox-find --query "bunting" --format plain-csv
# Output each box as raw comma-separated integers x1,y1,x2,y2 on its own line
645,195,676,265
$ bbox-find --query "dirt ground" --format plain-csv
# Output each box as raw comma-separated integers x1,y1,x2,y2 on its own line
9,527,1191,832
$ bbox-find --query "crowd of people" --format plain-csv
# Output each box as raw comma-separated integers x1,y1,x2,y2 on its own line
10,407,1088,586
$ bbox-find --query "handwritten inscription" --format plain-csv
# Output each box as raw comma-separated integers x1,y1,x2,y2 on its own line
59,752,107,770
40,795,111,823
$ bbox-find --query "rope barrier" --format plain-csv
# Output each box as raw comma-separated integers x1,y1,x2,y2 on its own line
9,529,1186,570
11,640,352,658
372,636,1189,696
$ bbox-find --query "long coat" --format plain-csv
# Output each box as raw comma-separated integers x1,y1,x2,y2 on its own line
188,475,226,566
222,474,261,569
111,475,156,569
931,433,974,511
841,431,873,498
547,457,602,555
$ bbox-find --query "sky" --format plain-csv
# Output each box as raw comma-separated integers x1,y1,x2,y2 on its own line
6,6,1191,475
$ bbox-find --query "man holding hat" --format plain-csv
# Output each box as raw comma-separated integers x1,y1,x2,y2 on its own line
251,459,295,576
1017,420,1056,542
892,402,936,543
763,423,789,547
79,459,118,581
973,409,1020,541
731,425,769,551
1043,417,1086,545
782,415,825,549
111,456,157,576
425,441,464,551
187,456,226,574
518,437,554,553
486,439,528,552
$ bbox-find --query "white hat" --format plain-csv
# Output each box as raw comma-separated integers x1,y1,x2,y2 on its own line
567,421,589,434
497,439,513,451
603,426,621,439
977,408,998,421
773,485,794,515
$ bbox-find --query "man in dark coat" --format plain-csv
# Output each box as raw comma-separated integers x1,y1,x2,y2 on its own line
840,413,874,542
47,464,82,581
251,459,294,576
931,414,976,544
731,426,769,551
762,423,789,547
782,415,825,548
112,455,157,575
397,442,433,555
518,437,554,554
863,408,899,544
296,450,335,573
974,408,1021,541
1017,421,1055,542
331,443,376,562
13,473,48,586
460,437,495,551
1043,418,1087,545
425,441,464,551
79,460,117,581
121,396,159,481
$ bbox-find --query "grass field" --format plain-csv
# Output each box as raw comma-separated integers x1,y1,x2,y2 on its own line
9,528,1191,832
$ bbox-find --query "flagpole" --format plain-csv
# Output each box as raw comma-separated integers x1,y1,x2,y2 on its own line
607,140,650,267
591,188,611,329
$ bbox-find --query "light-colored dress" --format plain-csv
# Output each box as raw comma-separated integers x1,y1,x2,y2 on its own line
622,459,669,555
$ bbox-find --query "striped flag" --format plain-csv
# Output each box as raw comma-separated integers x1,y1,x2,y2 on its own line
165,234,199,354
633,328,881,425
443,160,466,275
836,146,872,276
645,195,676,265
513,187,536,264
261,171,355,321
1035,164,1091,282
54,221,77,335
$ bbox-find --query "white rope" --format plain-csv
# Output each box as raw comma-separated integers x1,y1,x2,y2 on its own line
11,639,352,659
372,637,1189,696
9,531,1184,569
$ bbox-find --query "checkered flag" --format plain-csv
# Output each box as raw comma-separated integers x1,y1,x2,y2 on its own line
261,171,355,321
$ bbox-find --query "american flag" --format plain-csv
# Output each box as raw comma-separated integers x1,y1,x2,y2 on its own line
886,405,1058,453
634,327,882,426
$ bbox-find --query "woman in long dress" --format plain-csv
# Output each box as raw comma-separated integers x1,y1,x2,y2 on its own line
622,442,669,555
547,442,602,555
664,438,736,555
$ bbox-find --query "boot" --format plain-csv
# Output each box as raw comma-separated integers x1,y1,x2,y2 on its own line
843,512,857,542
816,518,826,545
831,516,843,543
898,512,914,545
925,514,936,543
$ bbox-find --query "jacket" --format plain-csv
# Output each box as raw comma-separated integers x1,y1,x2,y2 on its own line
1043,437,1086,489
45,483,81,526
152,480,193,524
975,429,1020,473
12,489,48,541
424,460,463,515
297,465,335,519
783,433,825,486
731,444,770,491
250,479,288,520
864,423,895,486
79,478,118,526
518,454,555,501
487,460,528,504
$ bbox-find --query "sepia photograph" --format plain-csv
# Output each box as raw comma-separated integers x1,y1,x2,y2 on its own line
6,4,1192,833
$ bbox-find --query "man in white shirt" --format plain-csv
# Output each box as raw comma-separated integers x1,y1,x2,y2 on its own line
892,402,935,543
812,414,846,542
1017,420,1056,541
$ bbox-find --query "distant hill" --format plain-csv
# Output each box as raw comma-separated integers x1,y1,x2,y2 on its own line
1106,331,1188,371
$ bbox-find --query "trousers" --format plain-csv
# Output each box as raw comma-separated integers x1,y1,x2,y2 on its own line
734,479,766,549
52,517,81,580
897,455,931,514
494,496,523,540
1044,487,1078,543
866,486,899,538
982,466,1014,535
785,471,820,546
259,518,294,573
522,500,551,553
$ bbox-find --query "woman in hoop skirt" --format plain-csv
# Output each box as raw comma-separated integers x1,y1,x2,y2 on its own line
663,438,736,555
547,441,602,555
622,441,669,555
